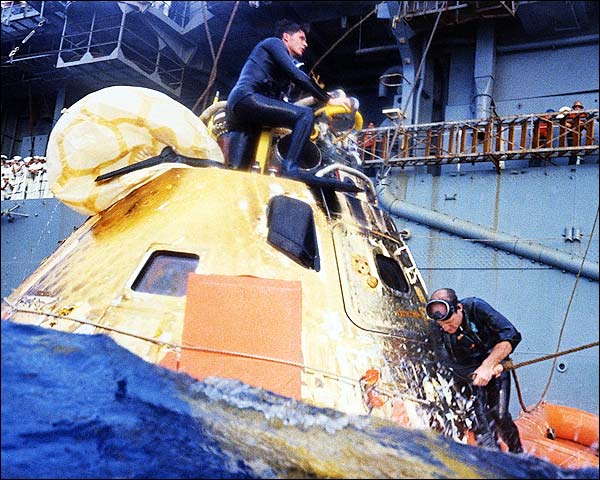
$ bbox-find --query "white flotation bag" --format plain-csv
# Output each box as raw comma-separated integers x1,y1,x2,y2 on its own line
46,86,224,216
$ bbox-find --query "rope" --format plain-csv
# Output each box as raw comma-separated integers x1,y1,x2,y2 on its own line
194,6,375,113
201,1,217,64
511,205,600,413
2,301,361,388
501,341,599,372
6,235,599,412
4,300,454,417
308,8,376,76
192,1,240,114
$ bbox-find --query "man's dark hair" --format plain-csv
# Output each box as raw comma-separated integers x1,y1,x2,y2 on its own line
274,19,306,38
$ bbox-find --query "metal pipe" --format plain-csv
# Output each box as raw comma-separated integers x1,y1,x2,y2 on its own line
473,22,495,120
355,45,399,55
378,65,403,98
316,163,377,204
376,180,599,281
413,37,427,124
87,10,96,54
52,86,65,128
391,20,416,124
497,34,599,53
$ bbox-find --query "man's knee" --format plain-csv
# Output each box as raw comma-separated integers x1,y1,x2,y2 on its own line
286,106,314,145
291,105,313,129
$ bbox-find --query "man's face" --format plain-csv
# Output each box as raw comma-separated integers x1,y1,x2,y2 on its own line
283,30,307,58
436,311,462,334
427,296,462,334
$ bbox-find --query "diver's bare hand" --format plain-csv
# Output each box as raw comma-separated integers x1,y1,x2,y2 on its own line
471,364,495,386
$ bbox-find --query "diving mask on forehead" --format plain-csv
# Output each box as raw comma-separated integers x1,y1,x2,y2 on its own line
425,299,457,322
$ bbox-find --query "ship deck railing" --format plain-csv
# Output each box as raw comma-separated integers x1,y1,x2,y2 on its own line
396,1,519,28
359,109,599,171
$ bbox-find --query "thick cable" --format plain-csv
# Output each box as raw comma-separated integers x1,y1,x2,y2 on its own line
192,1,240,114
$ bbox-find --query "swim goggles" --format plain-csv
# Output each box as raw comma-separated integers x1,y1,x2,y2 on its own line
425,299,457,322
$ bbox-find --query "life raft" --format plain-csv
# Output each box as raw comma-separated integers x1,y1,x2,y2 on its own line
515,401,599,469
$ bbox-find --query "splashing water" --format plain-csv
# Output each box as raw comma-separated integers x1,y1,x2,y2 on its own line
2,321,598,479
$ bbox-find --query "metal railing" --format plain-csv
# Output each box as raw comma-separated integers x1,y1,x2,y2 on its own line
398,1,519,24
359,109,599,170
149,1,192,28
1,1,30,24
56,12,185,92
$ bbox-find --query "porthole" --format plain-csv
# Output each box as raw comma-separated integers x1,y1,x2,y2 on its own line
267,195,320,271
131,250,199,297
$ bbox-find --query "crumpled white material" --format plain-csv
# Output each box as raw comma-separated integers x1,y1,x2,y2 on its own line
46,86,224,216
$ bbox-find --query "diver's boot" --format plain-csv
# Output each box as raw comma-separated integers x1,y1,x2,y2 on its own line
500,420,524,454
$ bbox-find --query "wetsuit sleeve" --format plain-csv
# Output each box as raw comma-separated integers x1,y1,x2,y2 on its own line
264,38,330,102
471,297,522,352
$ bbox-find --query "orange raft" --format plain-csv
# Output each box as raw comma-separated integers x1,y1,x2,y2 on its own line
515,401,599,469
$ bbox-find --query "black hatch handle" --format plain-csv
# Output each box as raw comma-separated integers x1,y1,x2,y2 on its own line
95,146,224,182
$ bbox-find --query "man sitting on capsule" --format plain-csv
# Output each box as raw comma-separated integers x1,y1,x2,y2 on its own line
426,287,524,454
225,19,351,174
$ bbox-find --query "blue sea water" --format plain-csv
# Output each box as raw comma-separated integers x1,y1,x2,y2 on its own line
2,321,598,479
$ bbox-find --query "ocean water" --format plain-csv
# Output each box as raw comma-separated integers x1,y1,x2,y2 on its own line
2,321,598,479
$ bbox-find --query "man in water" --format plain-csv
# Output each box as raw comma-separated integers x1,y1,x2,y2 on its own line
226,19,351,174
426,287,524,453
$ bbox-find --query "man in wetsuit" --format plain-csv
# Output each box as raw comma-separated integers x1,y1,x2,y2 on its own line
426,288,524,454
225,19,351,174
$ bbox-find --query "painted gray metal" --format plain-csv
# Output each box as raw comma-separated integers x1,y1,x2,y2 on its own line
1,199,87,299
377,181,600,280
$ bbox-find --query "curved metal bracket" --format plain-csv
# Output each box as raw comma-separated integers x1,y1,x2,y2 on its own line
315,163,377,205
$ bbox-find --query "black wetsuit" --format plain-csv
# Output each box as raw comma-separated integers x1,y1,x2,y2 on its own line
226,37,330,172
440,297,524,453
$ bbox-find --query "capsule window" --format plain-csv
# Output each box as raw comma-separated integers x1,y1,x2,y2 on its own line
345,194,369,227
374,253,409,294
267,195,320,271
132,251,199,296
